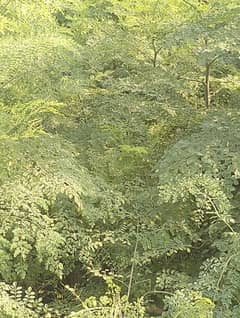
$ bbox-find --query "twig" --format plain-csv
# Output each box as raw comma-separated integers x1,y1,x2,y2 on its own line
126,223,139,302
208,197,235,233
182,0,198,11
217,255,234,289
208,55,220,66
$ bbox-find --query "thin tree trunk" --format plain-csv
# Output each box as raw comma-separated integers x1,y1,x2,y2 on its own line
153,50,158,68
204,55,220,108
152,39,161,68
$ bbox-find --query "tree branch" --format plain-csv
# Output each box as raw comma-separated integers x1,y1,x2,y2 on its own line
208,55,220,66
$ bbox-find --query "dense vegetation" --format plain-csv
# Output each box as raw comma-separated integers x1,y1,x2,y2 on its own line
0,0,239,317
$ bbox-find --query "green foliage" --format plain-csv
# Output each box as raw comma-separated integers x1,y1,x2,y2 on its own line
68,276,145,318
0,282,49,318
0,35,81,104
164,291,215,318
0,0,239,317
0,100,63,139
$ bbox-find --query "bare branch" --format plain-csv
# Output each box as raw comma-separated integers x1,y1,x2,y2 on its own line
182,0,198,11
208,55,220,66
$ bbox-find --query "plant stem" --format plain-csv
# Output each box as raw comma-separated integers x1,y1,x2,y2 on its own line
217,255,234,289
127,224,139,302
